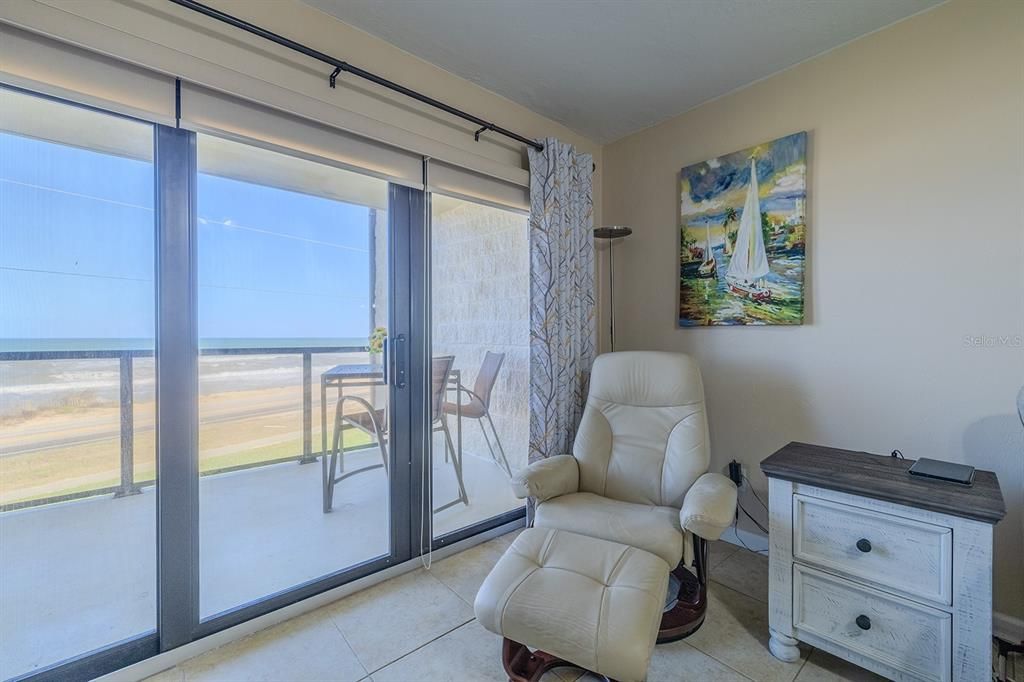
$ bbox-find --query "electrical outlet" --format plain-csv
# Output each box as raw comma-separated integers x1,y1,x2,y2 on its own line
728,460,742,487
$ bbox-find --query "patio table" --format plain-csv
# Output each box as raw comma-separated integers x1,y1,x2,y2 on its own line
320,363,462,475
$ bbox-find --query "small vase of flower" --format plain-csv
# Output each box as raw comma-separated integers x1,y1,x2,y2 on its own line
368,327,387,366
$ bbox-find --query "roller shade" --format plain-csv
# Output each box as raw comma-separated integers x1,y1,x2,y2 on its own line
1,23,532,210
0,84,153,163
196,133,389,210
179,83,423,191
181,84,530,211
0,23,175,126
428,160,530,213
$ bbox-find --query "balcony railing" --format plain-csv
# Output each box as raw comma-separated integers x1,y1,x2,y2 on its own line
0,345,366,511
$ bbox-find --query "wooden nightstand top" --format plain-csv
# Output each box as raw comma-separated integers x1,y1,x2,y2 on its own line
760,441,1005,524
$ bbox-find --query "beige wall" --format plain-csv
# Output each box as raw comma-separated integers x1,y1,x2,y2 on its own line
602,0,1023,619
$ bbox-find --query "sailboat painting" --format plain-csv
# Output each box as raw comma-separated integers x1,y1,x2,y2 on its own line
678,132,806,326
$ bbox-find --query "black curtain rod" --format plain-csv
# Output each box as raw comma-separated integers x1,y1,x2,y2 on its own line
167,0,545,152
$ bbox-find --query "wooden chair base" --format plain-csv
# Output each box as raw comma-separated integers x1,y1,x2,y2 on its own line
501,638,618,682
657,563,708,643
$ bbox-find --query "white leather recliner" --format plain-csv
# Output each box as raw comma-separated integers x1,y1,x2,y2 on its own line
512,351,738,639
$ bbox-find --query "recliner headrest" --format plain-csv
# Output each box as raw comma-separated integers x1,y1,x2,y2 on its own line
587,351,705,408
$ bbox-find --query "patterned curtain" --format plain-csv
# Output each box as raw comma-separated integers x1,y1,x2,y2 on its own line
528,138,595,466
1017,386,1023,427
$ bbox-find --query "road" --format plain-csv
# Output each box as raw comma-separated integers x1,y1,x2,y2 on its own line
0,386,377,457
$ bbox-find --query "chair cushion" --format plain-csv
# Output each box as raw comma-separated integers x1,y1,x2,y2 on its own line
534,492,684,567
475,528,669,682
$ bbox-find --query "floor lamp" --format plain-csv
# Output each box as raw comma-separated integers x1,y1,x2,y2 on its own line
593,225,633,351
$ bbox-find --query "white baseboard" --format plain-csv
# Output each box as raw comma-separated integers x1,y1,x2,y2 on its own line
994,611,1024,643
96,518,525,682
719,524,769,554
719,525,1024,646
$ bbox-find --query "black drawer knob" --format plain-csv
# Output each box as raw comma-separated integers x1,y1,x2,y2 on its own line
856,538,872,553
856,615,872,630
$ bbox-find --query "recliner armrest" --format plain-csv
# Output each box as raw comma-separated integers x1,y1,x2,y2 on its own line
680,473,738,541
510,455,579,503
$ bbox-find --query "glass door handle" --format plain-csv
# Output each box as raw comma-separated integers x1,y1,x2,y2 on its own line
391,334,407,389
382,336,389,386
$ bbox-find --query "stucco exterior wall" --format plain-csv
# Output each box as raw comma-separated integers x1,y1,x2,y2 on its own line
431,200,530,473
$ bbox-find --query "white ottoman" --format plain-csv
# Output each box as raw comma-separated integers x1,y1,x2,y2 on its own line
474,528,669,682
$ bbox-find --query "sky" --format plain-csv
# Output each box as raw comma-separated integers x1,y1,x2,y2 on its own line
680,131,807,227
0,131,374,346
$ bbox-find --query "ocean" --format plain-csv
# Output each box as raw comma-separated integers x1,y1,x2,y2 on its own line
0,337,366,353
0,338,369,418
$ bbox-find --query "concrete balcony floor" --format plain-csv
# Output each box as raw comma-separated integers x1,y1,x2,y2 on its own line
0,441,521,680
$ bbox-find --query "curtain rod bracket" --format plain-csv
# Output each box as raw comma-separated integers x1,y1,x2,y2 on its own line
474,125,491,142
329,66,342,89
174,78,182,128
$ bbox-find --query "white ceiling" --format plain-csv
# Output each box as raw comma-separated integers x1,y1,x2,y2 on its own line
304,0,943,143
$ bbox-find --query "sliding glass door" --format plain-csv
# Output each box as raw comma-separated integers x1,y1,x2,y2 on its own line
428,194,528,542
194,133,397,619
0,87,158,680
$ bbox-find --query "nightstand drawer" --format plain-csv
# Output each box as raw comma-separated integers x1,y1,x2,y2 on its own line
794,565,951,682
793,494,952,604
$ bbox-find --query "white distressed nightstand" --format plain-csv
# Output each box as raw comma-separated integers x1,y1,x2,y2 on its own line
761,442,1005,682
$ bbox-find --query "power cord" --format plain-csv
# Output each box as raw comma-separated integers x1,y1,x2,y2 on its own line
732,514,769,556
744,474,768,512
739,474,769,534
733,472,769,554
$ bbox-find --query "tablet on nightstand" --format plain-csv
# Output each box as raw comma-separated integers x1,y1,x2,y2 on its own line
908,457,976,486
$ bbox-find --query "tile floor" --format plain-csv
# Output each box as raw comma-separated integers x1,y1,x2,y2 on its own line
143,533,888,682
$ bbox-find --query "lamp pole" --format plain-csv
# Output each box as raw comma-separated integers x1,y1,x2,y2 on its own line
593,226,633,351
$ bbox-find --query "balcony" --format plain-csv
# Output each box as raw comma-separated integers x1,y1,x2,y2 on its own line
0,347,523,679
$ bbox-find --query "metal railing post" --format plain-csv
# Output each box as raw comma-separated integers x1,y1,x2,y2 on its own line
299,351,316,463
115,352,142,497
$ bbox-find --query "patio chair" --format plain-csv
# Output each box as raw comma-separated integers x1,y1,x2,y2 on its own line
443,351,512,477
323,355,468,513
